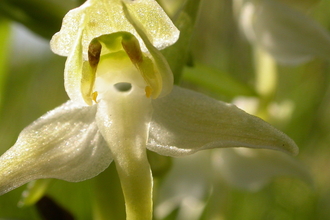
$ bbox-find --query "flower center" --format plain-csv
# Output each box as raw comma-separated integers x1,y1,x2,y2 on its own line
93,50,147,102
80,32,173,105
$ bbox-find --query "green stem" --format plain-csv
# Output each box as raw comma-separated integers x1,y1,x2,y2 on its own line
254,46,278,120
114,148,153,220
161,0,202,84
18,179,53,207
0,18,10,111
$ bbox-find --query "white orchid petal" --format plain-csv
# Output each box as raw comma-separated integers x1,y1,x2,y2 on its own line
0,101,112,195
123,0,180,50
50,0,179,59
63,17,88,105
155,152,212,220
147,86,298,157
213,148,312,191
241,0,330,64
121,6,174,98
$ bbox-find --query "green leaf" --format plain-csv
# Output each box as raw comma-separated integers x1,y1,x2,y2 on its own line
161,0,202,84
182,63,257,98
92,164,126,220
0,187,40,219
0,0,77,39
47,180,93,220
161,11,193,84
0,17,10,111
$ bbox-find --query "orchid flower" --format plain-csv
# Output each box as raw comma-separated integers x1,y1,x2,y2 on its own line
154,146,312,219
235,0,330,65
0,0,298,219
214,148,312,191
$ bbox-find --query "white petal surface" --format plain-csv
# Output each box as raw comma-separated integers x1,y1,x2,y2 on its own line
0,101,112,195
213,148,312,191
122,6,174,98
63,19,87,105
147,86,298,156
50,0,179,59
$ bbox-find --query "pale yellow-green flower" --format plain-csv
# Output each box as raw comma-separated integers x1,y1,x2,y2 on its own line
0,0,298,220
155,147,311,220
235,0,330,65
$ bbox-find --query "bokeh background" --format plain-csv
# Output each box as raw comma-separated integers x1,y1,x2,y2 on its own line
0,0,330,219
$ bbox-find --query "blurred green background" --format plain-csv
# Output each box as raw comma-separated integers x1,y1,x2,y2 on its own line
1,0,330,219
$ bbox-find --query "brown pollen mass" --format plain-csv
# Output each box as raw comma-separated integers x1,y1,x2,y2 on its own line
88,39,102,69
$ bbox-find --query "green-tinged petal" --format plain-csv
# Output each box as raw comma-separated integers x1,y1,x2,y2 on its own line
50,0,179,59
123,4,174,97
123,0,179,49
95,56,153,220
120,31,172,98
213,148,313,191
0,101,112,195
63,16,87,105
147,86,298,156
241,0,330,64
